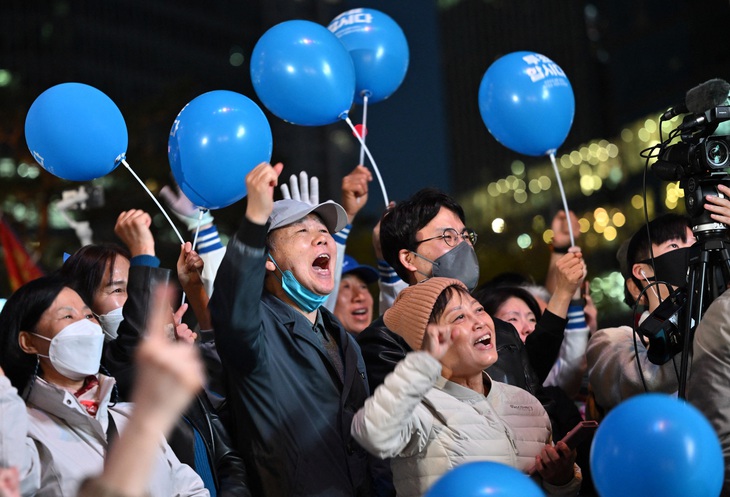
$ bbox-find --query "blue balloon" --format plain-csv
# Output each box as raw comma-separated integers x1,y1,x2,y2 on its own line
168,90,273,210
478,51,575,156
250,20,355,126
591,394,723,497
425,461,545,497
328,8,409,105
25,82,127,181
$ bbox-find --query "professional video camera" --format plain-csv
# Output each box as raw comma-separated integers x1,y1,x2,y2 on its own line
651,79,730,239
637,79,730,397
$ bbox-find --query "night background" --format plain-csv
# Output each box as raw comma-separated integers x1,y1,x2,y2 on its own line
1,0,730,325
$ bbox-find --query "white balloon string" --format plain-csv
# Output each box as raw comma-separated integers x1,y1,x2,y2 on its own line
180,209,205,307
549,152,575,247
192,209,203,250
360,94,369,166
343,116,389,208
121,160,190,310
121,159,185,244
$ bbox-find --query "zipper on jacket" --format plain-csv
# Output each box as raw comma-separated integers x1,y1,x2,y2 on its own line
504,427,519,457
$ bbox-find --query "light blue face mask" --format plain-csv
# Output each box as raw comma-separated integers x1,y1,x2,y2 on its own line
268,255,329,312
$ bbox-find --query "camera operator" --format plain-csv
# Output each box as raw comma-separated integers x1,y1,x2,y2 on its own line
586,188,730,415
587,75,730,416
585,213,696,415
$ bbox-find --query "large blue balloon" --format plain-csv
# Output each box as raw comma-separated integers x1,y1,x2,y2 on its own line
478,51,575,156
425,461,545,497
168,90,272,210
591,394,723,497
25,83,128,181
250,20,355,126
328,8,409,105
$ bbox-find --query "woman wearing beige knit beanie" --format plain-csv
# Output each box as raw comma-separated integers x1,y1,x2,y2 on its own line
351,277,582,497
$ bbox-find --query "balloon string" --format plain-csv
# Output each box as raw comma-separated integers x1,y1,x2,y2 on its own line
549,152,575,247
360,94,369,166
343,116,389,208
121,159,185,245
180,210,205,308
192,209,203,251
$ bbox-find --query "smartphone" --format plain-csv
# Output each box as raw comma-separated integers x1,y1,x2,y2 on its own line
560,420,598,451
526,420,598,475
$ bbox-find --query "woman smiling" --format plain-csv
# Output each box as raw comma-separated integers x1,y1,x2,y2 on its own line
351,277,581,497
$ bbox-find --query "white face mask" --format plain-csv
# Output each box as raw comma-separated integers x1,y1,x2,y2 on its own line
33,319,104,381
96,306,124,341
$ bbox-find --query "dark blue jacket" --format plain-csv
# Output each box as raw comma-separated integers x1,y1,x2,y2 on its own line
210,217,373,497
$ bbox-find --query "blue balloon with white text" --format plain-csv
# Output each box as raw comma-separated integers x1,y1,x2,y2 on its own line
168,90,272,210
478,51,575,156
25,83,127,181
328,8,409,104
250,20,355,126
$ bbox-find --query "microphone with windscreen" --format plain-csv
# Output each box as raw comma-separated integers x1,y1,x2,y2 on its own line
662,78,730,120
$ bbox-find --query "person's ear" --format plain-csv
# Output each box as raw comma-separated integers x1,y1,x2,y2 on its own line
399,249,417,273
18,331,39,355
265,257,276,273
627,264,650,304
632,263,652,281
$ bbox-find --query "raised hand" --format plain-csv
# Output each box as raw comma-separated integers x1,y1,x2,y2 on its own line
341,165,373,224
132,285,204,421
177,242,204,291
159,184,214,231
173,303,197,344
280,171,319,205
421,323,455,361
114,209,155,257
554,250,587,298
551,210,580,249
245,162,284,225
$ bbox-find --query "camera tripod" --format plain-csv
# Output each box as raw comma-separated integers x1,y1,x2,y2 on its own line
637,186,730,398
676,229,730,398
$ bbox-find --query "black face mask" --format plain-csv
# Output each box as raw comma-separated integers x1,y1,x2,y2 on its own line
640,247,691,288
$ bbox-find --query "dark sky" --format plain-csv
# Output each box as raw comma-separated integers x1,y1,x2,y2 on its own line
1,0,730,297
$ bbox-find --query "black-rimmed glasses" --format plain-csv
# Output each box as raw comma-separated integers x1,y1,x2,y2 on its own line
415,228,477,248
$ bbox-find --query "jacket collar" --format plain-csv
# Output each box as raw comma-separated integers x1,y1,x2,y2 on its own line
434,371,494,404
262,292,359,390
27,374,117,439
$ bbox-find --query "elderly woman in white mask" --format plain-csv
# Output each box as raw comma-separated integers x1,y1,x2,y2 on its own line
351,277,582,497
0,275,208,497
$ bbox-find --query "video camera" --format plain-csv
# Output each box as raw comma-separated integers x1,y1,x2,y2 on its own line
651,100,730,239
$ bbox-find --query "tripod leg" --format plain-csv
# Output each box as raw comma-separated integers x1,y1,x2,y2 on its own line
679,252,708,399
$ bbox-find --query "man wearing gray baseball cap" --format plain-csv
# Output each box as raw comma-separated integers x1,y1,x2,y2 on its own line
209,162,375,497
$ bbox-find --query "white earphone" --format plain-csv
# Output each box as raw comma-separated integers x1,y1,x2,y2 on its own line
640,269,660,299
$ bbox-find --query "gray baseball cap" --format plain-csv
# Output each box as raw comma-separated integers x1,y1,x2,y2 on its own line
268,199,348,233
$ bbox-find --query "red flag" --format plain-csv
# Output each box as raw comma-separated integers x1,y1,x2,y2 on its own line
0,217,44,291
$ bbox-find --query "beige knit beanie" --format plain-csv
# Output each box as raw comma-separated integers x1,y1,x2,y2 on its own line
384,277,467,351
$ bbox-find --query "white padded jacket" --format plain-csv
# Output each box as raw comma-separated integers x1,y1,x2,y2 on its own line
351,352,581,497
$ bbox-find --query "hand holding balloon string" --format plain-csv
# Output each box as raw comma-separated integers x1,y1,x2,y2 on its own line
549,153,575,247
